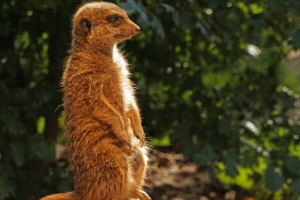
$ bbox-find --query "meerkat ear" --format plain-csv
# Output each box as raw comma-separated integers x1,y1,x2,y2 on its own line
81,18,91,35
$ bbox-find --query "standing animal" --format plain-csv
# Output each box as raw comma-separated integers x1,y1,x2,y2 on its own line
41,1,150,200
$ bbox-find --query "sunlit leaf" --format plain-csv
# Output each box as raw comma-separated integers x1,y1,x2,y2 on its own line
249,3,264,14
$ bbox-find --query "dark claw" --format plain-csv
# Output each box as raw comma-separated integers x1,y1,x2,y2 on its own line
136,135,144,147
139,140,143,147
122,138,132,148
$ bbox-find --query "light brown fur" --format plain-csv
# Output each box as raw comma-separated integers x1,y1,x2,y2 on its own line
41,2,150,200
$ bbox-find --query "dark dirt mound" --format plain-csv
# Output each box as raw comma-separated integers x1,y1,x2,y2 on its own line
145,145,250,200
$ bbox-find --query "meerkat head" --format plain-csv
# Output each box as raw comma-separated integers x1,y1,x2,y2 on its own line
72,2,140,51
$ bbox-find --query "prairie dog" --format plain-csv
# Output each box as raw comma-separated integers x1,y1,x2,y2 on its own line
41,2,150,200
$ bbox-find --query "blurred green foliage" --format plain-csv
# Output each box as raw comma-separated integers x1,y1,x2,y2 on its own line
1,0,300,199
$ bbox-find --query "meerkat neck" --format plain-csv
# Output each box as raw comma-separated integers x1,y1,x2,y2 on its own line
99,44,116,57
112,44,119,61
71,40,116,58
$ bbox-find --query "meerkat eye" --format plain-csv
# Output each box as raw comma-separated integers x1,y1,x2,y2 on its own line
108,16,119,23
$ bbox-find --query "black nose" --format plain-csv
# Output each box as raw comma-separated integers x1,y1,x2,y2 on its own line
135,28,140,33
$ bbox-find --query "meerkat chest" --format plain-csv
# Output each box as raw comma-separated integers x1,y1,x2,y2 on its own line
112,47,134,112
116,62,133,113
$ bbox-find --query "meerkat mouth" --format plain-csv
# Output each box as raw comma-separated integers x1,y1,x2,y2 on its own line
114,34,134,41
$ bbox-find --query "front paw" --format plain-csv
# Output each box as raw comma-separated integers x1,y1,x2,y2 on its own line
120,131,132,148
134,126,145,146
129,190,151,200
139,190,151,200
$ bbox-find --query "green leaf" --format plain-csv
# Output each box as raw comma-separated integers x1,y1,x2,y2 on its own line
265,168,284,191
170,125,191,146
119,1,137,14
246,18,264,34
161,3,174,13
31,140,55,162
216,71,231,88
204,0,225,9
236,2,249,15
135,1,149,26
57,173,73,192
291,180,300,194
0,115,18,135
183,143,201,159
288,29,300,49
242,149,257,167
37,116,46,134
194,147,216,165
219,119,235,135
151,15,165,38
202,72,217,89
205,165,216,180
0,177,15,199
288,0,300,16
10,141,26,167
249,3,264,14
188,0,195,5
283,156,300,176
182,90,193,105
268,0,285,14
195,20,210,38
224,158,239,178
290,180,300,194
120,0,149,26
225,148,239,163
172,11,180,26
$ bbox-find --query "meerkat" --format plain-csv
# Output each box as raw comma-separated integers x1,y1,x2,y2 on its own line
41,2,150,200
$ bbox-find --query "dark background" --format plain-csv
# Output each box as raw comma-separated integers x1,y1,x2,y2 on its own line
1,0,300,199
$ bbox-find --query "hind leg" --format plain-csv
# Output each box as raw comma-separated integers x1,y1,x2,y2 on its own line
71,139,132,200
131,146,148,186
126,141,151,200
